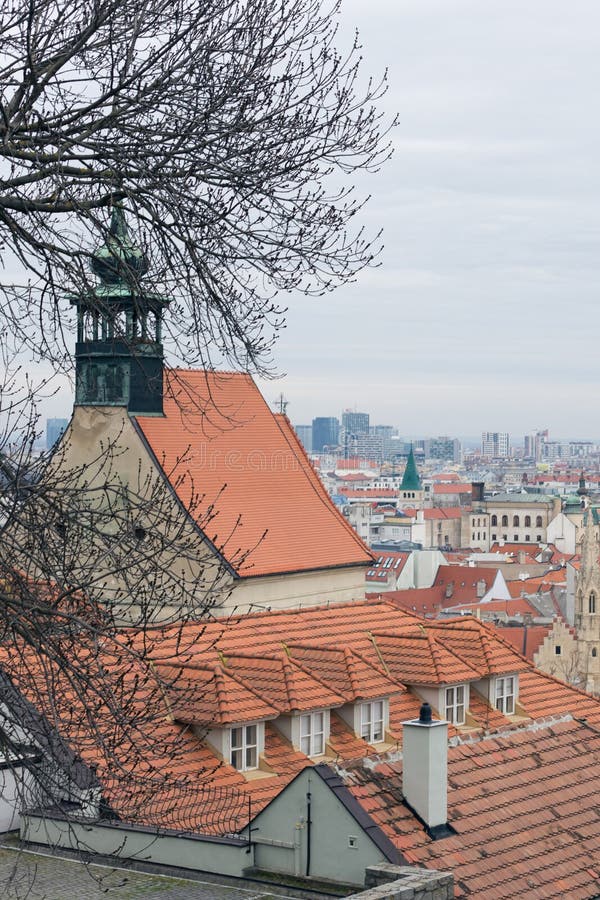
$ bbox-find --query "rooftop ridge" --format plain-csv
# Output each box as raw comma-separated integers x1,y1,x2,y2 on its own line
281,655,300,710
213,665,230,721
448,713,574,747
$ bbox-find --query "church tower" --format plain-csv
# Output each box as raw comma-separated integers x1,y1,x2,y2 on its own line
399,446,425,507
575,507,600,694
70,206,170,415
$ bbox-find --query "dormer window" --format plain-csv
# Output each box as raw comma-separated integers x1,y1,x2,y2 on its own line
360,700,385,743
230,724,258,771
495,676,516,715
445,685,465,725
300,712,325,756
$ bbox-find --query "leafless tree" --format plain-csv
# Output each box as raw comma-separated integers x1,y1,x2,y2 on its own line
0,369,254,890
0,1,394,889
0,0,394,376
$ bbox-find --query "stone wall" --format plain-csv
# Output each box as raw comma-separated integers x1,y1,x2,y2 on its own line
347,863,454,900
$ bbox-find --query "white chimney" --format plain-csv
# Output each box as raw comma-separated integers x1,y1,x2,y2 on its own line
402,702,450,838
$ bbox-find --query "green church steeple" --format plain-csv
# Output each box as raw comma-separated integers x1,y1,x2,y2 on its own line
71,206,171,415
401,447,422,492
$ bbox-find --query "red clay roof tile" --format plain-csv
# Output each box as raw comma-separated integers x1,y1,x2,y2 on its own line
135,371,372,577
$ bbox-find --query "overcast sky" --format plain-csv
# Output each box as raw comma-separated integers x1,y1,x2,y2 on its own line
254,0,600,441
44,1,600,442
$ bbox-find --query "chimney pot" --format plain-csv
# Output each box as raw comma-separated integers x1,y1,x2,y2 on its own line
419,702,432,724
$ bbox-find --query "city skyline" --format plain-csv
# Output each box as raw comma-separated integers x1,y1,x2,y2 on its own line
31,0,600,437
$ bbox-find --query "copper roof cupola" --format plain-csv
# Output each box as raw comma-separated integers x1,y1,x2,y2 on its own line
71,206,170,415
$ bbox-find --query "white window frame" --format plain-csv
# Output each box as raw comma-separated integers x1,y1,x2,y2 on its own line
445,684,465,725
299,711,325,756
495,676,516,715
360,699,385,743
230,723,258,771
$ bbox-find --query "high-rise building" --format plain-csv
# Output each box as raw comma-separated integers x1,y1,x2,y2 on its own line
294,424,312,454
426,436,462,463
46,417,69,450
481,431,509,458
312,417,339,453
341,410,369,435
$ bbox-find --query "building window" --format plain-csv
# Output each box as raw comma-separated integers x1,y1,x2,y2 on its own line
491,515,498,526
502,533,507,540
495,677,515,715
230,724,258,771
300,712,325,756
360,700,385,743
513,515,520,527
524,515,531,527
593,648,598,658
445,685,465,725
536,516,543,528
555,645,562,655
590,592,596,614
514,534,518,541
536,534,542,541
501,515,508,527
492,533,497,541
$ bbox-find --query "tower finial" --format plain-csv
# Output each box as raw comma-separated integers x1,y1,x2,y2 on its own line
91,204,149,286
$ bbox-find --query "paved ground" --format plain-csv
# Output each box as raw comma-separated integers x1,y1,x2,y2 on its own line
0,845,336,900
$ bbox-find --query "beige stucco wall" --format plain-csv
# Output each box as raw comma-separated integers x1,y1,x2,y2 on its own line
532,620,581,685
38,406,368,620
232,565,367,612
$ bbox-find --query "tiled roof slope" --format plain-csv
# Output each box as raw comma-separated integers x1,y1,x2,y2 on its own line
148,601,530,726
346,717,600,899
134,370,372,577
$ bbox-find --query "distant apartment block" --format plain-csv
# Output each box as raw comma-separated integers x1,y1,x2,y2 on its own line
294,424,312,453
312,416,339,453
341,410,369,435
481,431,509,458
416,435,461,462
46,417,68,450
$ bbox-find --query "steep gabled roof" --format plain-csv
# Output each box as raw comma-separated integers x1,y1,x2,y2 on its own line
134,370,372,577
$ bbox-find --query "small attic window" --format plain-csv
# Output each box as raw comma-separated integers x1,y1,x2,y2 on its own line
360,700,385,743
445,685,465,725
230,724,258,771
495,676,516,715
299,711,325,756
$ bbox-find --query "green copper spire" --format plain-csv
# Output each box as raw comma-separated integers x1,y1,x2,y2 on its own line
91,204,149,286
401,447,422,492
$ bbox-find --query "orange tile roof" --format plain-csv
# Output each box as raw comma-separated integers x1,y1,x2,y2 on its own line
134,371,372,577
368,628,480,685
432,483,472,494
346,716,600,898
444,597,540,618
402,507,464,520
9,594,600,884
371,588,446,617
492,624,552,661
